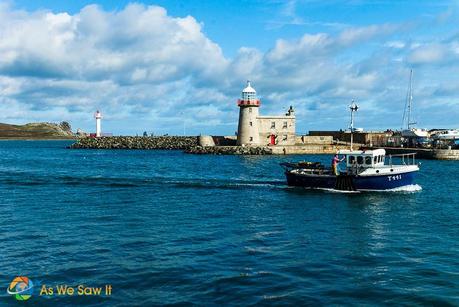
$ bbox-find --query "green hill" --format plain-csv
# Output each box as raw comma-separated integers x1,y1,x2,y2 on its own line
0,122,75,139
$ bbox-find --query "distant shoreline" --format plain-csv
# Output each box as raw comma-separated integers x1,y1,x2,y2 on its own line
0,137,76,141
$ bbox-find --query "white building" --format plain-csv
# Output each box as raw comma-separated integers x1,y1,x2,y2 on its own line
236,81,296,146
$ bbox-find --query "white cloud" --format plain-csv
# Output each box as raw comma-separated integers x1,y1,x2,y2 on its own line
384,41,406,49
0,3,458,134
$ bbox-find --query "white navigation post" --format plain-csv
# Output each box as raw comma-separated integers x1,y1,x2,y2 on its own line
95,110,102,137
349,101,359,151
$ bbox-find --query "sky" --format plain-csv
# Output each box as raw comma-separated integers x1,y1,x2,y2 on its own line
0,0,458,135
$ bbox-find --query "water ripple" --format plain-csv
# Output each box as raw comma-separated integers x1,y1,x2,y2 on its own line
0,141,458,305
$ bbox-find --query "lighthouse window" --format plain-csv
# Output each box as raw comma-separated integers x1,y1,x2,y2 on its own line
271,122,276,129
249,108,252,113
249,137,253,141
283,121,288,129
249,121,253,126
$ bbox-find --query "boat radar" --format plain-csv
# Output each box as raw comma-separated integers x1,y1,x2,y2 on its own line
349,100,359,150
95,110,102,137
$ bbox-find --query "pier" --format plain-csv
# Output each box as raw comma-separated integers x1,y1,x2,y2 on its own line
366,147,459,160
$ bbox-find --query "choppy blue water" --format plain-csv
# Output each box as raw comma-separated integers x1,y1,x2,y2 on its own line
0,141,458,306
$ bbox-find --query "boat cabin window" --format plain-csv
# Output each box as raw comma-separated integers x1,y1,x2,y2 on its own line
348,156,355,164
365,156,372,165
374,156,378,164
357,156,364,164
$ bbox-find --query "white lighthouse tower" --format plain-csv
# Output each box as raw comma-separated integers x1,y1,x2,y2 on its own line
95,110,102,137
237,81,261,146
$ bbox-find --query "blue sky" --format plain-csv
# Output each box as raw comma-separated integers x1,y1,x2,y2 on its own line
0,0,458,135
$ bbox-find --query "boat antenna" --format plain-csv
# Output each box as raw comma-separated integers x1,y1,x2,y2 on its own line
349,100,359,151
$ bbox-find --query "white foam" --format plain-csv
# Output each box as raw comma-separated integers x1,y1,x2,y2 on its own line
314,187,361,194
310,184,422,193
359,184,422,193
381,184,422,193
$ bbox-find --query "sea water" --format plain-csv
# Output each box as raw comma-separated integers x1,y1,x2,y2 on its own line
0,141,458,305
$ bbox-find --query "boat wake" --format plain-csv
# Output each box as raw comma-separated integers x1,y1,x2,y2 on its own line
374,184,422,193
305,184,422,194
315,188,361,194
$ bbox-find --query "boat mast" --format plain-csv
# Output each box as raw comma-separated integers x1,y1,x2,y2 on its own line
349,100,359,151
407,69,413,129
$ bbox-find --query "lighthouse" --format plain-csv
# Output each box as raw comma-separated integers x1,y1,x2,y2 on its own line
236,81,261,145
95,110,102,137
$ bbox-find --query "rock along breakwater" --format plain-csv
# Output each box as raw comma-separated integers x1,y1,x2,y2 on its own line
69,136,198,150
186,145,273,155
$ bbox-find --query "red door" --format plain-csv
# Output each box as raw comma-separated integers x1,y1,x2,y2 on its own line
270,134,276,145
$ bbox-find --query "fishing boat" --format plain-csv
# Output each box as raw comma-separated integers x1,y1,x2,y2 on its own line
281,102,420,191
281,149,419,191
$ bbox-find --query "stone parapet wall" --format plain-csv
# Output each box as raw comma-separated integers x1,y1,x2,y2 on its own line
270,145,349,155
295,135,333,145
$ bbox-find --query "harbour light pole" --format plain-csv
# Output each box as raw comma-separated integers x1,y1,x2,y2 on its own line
349,101,359,151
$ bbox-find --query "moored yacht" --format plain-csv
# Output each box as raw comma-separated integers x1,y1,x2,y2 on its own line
431,129,459,140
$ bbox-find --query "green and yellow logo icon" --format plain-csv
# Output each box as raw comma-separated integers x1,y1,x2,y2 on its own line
7,276,34,300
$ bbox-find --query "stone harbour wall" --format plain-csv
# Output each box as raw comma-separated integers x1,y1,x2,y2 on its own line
186,144,349,155
433,148,459,160
69,136,198,150
186,145,273,155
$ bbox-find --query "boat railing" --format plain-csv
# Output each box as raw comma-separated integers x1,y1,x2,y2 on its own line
388,153,416,167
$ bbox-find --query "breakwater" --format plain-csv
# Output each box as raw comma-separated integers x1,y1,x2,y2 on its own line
69,136,198,149
186,145,273,155
68,137,459,159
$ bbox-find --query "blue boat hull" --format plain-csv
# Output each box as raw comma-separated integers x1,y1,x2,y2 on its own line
286,170,417,191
